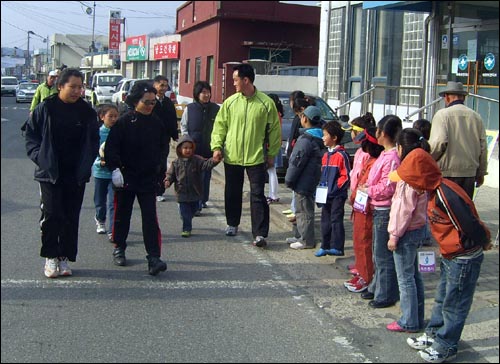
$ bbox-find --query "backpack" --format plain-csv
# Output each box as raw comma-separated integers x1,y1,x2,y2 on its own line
433,178,491,251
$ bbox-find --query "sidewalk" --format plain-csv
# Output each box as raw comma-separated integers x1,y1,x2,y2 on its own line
210,163,499,363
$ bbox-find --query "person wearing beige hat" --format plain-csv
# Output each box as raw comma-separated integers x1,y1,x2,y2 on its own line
29,70,59,114
428,81,488,199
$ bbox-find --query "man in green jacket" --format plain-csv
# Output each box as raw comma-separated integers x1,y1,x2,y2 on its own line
211,63,281,247
30,70,59,115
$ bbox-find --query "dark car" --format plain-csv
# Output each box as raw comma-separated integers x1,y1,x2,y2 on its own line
266,91,357,177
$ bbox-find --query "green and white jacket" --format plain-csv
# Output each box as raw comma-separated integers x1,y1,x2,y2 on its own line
211,88,281,166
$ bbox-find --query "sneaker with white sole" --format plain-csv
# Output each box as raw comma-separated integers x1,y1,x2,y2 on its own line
344,275,361,288
407,333,435,350
96,222,106,234
44,258,59,278
58,257,72,276
419,347,456,363
225,225,238,236
286,237,302,245
290,241,306,249
347,277,368,292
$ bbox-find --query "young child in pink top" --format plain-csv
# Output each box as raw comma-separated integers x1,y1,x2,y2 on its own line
385,128,431,333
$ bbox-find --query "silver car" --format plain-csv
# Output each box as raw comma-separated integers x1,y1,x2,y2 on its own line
16,82,38,103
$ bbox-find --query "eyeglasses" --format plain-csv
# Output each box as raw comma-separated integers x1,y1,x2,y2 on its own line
140,99,157,106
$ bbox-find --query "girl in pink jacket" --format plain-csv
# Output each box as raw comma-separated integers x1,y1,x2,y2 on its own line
359,115,402,309
386,128,431,332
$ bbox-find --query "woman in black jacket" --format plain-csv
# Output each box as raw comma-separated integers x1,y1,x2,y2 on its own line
104,81,168,275
180,81,220,213
25,68,99,278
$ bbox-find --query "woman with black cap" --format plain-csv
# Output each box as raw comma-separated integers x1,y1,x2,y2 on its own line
104,81,168,276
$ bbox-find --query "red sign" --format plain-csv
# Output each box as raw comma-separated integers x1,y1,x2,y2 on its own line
126,35,147,47
153,42,180,60
108,15,121,60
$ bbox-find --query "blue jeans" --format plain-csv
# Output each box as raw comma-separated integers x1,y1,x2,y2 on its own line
393,226,426,331
179,201,199,232
94,177,115,232
426,251,484,358
373,209,399,303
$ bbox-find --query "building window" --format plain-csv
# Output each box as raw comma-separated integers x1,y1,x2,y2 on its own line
185,59,191,83
248,48,291,64
326,7,345,99
207,56,214,85
195,57,201,82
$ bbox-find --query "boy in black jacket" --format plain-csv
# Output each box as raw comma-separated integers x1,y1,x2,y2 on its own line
285,106,325,250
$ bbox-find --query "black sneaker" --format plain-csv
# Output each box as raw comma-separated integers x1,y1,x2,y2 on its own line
361,291,374,300
252,236,267,248
113,247,126,266
148,256,167,276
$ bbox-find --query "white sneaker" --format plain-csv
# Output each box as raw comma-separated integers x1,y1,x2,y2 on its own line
289,241,306,250
58,257,72,276
96,222,106,234
286,237,301,245
156,195,166,202
44,258,59,278
407,333,435,350
419,347,456,363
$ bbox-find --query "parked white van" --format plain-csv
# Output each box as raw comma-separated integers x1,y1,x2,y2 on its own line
1,76,19,96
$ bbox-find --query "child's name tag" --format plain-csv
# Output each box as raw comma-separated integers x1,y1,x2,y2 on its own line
353,190,369,213
418,251,436,273
315,186,328,204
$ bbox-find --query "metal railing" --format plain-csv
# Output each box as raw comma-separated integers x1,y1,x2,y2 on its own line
404,97,442,122
335,86,376,114
404,92,499,128
336,84,498,129
335,84,424,119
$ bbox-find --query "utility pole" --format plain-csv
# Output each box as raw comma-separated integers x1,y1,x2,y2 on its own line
27,30,34,78
46,35,49,71
87,1,96,84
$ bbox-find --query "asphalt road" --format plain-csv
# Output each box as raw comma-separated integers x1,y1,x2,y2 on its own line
1,95,497,363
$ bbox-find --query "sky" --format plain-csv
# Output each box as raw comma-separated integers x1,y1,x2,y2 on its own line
1,1,319,51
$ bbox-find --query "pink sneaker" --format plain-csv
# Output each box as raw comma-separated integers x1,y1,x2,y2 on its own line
386,321,418,333
349,267,359,276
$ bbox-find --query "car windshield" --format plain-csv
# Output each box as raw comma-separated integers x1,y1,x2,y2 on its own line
281,95,338,121
19,83,37,90
98,75,123,86
2,79,18,85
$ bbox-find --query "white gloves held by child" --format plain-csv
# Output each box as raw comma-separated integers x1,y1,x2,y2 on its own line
112,168,124,188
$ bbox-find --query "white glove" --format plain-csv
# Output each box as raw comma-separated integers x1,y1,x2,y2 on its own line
99,142,106,158
111,168,124,188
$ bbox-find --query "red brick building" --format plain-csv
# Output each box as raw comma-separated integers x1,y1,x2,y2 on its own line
176,1,320,104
